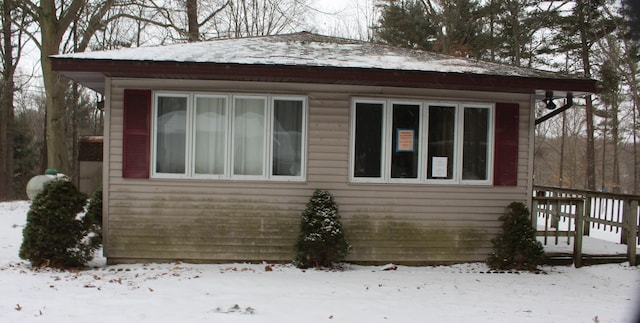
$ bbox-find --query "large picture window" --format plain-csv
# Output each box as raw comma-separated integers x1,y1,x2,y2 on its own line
350,99,493,184
152,92,306,180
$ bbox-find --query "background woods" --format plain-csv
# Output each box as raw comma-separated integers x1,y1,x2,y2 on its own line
1,0,639,200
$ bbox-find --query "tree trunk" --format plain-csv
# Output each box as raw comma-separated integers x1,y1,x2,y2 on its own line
559,110,566,187
39,0,82,176
186,0,199,42
585,95,596,190
41,21,70,175
601,105,607,191
577,0,596,191
611,99,621,193
627,52,640,194
0,0,15,200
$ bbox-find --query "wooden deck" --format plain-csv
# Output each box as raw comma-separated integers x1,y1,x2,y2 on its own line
533,186,639,267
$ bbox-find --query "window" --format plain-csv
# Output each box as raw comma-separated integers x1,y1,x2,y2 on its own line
233,97,266,176
391,103,420,179
426,105,455,180
353,102,383,178
273,99,304,176
152,92,306,180
155,94,189,176
194,95,226,176
350,99,493,184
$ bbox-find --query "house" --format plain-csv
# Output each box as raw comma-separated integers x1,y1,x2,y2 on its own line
51,32,596,265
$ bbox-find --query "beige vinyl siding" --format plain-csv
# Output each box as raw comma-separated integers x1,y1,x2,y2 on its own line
105,78,532,265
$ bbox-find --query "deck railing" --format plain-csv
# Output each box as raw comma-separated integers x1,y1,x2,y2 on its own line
532,185,639,267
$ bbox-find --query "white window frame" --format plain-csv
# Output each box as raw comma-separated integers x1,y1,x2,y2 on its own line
424,101,459,185
231,95,269,180
387,100,424,184
151,91,307,181
192,93,229,180
458,103,494,186
152,92,192,179
271,96,308,181
349,98,494,185
349,99,387,184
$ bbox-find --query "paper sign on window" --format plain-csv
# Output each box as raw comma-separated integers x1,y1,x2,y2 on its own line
396,129,414,152
432,156,448,178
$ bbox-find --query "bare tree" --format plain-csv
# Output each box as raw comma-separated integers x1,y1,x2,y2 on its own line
16,0,121,176
0,0,28,200
120,0,230,42
214,0,310,38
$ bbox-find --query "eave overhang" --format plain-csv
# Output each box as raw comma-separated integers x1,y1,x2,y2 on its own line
51,58,597,98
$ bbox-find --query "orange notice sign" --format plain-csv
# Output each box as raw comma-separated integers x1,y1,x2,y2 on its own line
396,129,414,152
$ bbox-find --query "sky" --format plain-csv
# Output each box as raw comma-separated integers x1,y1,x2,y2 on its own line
309,0,378,39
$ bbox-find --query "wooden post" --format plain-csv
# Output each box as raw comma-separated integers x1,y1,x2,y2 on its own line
583,197,591,236
626,199,638,266
621,199,628,245
573,200,584,268
531,199,538,230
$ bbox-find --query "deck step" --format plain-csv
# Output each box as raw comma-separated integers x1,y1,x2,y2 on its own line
544,252,635,266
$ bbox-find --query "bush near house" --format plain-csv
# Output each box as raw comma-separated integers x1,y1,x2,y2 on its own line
84,186,103,249
19,179,101,268
294,189,350,268
487,202,545,271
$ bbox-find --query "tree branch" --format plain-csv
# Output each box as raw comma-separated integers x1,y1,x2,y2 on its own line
198,0,230,28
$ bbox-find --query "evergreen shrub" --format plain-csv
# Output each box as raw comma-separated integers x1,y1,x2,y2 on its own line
487,202,545,271
19,179,101,268
84,186,103,250
294,189,350,268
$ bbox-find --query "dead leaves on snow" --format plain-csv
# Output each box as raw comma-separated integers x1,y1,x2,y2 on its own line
213,304,256,315
14,304,45,317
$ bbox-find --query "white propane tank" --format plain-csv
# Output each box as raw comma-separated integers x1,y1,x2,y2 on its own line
25,169,66,200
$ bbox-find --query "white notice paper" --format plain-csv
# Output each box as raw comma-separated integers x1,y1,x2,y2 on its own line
432,157,448,178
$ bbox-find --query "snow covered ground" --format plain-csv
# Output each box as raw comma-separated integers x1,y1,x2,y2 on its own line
1,200,639,323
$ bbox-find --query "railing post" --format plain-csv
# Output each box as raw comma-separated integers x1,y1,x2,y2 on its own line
626,199,638,266
573,200,584,268
531,199,538,229
621,199,628,244
583,197,591,236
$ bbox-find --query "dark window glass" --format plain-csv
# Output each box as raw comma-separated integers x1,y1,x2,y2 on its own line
273,100,303,176
156,96,187,174
391,104,420,178
354,103,384,178
427,105,455,179
462,107,489,180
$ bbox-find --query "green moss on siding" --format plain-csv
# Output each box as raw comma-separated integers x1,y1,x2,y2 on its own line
344,215,491,263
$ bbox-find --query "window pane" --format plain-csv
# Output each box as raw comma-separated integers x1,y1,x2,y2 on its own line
354,103,384,178
427,105,455,179
391,104,419,178
156,96,187,174
462,107,489,180
194,97,226,175
233,98,265,176
273,100,303,176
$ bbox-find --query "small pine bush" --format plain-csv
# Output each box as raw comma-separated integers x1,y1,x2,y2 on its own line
84,186,103,251
294,189,350,268
487,202,545,271
19,179,100,268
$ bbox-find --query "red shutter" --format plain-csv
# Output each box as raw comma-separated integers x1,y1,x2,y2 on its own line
493,102,519,186
122,89,151,178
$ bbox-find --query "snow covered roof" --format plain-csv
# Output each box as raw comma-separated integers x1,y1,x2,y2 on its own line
52,32,596,96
